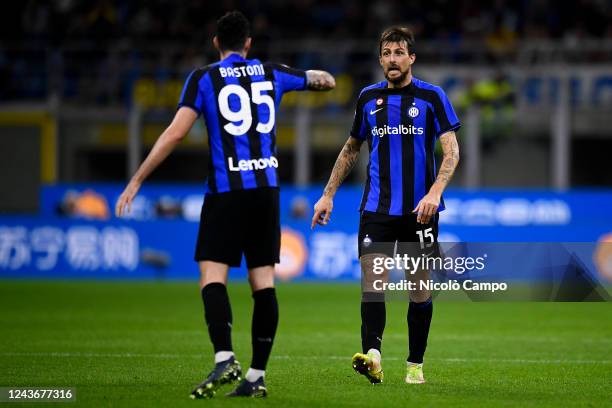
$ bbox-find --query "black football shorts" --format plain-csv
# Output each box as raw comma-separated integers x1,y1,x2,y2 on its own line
194,187,280,269
358,210,439,258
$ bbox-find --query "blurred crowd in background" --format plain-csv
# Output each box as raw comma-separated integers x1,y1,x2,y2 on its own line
12,0,612,45
2,0,611,103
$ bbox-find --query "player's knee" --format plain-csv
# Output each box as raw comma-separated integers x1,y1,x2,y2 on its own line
199,261,229,288
360,253,388,278
360,253,388,295
248,265,275,291
409,289,431,303
405,267,431,302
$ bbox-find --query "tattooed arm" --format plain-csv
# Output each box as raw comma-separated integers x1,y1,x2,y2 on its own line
432,131,460,192
311,137,363,228
306,70,336,91
413,131,460,224
323,137,363,197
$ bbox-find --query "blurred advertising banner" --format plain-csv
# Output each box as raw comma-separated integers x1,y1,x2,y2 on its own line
0,218,192,280
0,184,611,284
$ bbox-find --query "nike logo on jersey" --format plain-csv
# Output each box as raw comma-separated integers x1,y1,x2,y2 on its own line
370,108,384,115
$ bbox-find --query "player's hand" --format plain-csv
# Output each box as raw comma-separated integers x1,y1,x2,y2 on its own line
311,195,334,229
115,180,141,217
413,192,440,224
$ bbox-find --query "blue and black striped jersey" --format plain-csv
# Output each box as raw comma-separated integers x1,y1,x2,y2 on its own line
351,78,460,215
178,53,307,193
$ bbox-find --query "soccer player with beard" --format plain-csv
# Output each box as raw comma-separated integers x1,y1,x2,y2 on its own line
312,26,460,384
116,11,335,398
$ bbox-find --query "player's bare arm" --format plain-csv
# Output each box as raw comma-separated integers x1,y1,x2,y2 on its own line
115,107,198,217
306,70,336,91
435,131,460,187
311,136,363,228
413,131,460,224
323,137,363,197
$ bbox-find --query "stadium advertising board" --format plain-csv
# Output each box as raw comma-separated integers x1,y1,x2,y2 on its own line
1,185,611,285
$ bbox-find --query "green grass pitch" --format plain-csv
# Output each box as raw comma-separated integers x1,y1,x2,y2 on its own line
0,280,610,407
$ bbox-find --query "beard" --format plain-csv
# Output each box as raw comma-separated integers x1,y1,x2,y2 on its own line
384,67,409,85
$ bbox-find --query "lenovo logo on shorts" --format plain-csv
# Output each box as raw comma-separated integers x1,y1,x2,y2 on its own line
228,156,279,172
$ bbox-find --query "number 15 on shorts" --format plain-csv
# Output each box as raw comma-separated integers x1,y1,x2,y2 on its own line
416,228,434,249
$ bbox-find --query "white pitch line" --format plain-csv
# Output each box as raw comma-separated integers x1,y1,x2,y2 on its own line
382,333,612,344
281,332,612,344
0,351,200,359
1,352,610,365
273,355,612,364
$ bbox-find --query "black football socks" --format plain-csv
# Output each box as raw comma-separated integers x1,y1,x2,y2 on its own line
407,297,433,364
361,294,386,353
201,282,233,353
250,288,279,370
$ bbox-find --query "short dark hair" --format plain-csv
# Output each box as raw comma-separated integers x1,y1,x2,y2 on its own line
379,26,416,55
216,11,250,51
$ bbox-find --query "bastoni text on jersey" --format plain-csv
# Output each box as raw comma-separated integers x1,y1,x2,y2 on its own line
219,64,265,78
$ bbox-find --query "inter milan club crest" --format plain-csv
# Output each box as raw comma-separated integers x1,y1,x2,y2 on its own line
376,98,383,106
408,105,420,118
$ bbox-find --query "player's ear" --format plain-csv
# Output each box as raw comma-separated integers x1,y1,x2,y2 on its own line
409,53,416,65
244,37,252,54
213,36,220,52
